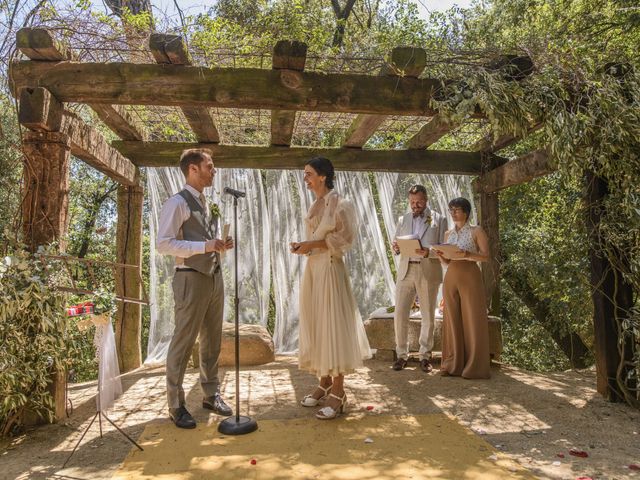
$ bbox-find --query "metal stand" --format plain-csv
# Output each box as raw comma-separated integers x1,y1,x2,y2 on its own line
218,195,258,436
63,355,143,468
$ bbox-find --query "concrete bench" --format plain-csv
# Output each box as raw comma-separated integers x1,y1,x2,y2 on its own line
364,308,502,362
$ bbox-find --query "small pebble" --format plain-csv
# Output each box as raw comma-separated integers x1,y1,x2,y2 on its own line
488,454,498,461
364,437,374,444
552,461,561,466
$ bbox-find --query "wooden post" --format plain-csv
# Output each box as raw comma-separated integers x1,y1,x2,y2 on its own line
476,154,501,315
21,131,71,252
115,183,144,372
585,171,635,402
21,130,70,422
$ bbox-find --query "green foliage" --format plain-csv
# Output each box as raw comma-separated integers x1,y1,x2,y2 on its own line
430,0,638,400
0,94,22,235
0,244,73,436
499,173,594,371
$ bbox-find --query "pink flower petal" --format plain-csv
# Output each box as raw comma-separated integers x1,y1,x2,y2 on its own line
250,459,257,465
366,406,374,411
569,449,589,458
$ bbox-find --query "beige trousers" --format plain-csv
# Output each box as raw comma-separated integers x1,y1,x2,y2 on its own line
166,269,224,409
441,261,490,379
394,263,440,360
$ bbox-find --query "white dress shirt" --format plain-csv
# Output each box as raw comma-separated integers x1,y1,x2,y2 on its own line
156,184,208,259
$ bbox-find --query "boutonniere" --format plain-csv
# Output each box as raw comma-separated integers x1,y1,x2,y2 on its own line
424,214,432,225
209,202,220,219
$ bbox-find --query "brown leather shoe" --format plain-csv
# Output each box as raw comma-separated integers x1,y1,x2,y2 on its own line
392,357,408,371
420,358,433,373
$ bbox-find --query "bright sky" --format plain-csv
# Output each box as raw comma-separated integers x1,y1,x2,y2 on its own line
129,0,476,22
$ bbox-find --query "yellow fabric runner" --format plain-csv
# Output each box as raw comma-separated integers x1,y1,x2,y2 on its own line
113,414,534,479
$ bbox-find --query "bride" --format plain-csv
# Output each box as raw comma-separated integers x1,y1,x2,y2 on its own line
290,157,372,420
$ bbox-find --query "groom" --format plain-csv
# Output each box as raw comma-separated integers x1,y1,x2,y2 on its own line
156,149,233,429
392,185,447,373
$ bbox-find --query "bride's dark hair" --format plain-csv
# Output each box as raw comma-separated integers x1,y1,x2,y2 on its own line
305,157,335,189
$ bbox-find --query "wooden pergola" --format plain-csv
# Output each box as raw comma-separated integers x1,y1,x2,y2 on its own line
10,27,624,418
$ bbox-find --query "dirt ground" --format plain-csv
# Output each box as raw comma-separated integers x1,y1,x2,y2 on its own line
1,356,639,480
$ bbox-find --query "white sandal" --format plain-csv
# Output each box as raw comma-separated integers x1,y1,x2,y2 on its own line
300,384,332,407
315,393,347,420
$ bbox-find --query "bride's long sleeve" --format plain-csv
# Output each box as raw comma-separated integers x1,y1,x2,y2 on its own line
324,199,357,255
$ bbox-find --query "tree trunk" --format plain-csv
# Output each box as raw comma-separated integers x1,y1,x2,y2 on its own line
330,0,357,48
502,264,593,369
75,183,118,259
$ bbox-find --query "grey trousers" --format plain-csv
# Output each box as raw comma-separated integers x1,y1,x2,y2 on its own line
394,264,440,361
166,269,224,409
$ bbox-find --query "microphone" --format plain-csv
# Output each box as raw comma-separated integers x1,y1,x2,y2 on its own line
223,187,246,198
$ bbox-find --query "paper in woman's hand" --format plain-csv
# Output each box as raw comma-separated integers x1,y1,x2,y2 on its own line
431,243,465,260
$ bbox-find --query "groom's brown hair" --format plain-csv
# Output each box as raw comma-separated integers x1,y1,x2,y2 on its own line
179,148,212,177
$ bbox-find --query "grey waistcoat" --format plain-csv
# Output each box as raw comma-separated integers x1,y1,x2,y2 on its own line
178,189,220,276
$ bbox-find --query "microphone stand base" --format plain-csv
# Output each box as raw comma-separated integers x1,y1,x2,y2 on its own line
218,415,258,435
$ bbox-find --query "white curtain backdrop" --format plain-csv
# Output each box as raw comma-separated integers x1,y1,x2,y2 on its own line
145,168,475,362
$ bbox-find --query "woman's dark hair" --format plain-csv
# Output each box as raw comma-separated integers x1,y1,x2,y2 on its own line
305,156,335,189
448,197,472,218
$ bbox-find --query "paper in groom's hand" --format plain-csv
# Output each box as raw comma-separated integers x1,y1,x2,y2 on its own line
220,223,230,259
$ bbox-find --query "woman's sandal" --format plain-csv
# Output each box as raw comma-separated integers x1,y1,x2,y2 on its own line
300,384,332,407
315,393,347,420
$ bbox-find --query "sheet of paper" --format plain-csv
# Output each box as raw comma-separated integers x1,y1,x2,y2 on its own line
431,243,465,260
220,223,230,259
396,236,423,257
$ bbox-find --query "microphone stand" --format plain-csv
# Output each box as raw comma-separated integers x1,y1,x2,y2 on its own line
218,192,258,435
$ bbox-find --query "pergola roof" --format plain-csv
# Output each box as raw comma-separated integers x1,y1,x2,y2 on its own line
10,28,550,188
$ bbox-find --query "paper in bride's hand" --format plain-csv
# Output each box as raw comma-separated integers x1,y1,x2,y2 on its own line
396,235,424,257
431,243,465,260
220,223,230,259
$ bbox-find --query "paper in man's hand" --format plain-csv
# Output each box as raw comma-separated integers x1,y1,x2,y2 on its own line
220,223,230,259
396,235,424,257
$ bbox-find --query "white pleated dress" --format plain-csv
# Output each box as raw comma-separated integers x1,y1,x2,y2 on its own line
298,191,372,378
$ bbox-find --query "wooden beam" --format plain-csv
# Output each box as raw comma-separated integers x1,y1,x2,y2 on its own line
115,184,144,373
10,61,447,116
474,149,554,194
475,154,504,315
20,130,70,422
16,28,149,142
16,27,71,61
406,114,456,149
112,141,483,174
271,40,307,146
18,87,63,131
61,112,139,185
149,33,220,143
343,47,427,148
89,104,148,141
585,171,635,402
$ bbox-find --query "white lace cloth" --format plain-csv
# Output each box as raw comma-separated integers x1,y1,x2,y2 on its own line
92,315,123,411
